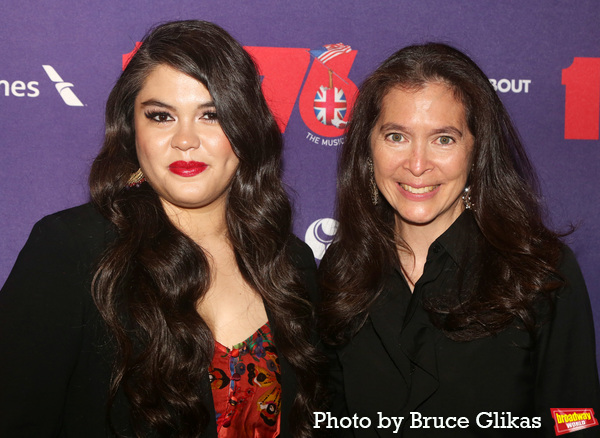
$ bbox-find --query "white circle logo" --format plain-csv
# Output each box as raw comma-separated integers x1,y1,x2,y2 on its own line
305,218,339,260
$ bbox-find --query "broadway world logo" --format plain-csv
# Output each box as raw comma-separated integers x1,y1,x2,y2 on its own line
551,408,598,435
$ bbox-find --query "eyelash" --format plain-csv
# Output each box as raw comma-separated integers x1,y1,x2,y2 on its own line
437,136,455,145
386,133,404,142
384,133,456,145
145,111,173,123
201,111,218,123
144,110,219,124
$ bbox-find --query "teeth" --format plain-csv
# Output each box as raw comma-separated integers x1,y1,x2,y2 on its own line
400,184,438,194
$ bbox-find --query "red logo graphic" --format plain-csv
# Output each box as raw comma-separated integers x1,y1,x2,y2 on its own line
562,57,600,140
122,42,357,137
551,408,598,435
248,45,357,136
244,46,311,133
296,46,357,137
122,42,143,71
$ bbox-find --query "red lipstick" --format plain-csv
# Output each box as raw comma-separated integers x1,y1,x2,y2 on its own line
168,161,207,177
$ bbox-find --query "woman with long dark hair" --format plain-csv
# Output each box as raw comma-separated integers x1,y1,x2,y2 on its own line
319,43,600,436
0,20,323,437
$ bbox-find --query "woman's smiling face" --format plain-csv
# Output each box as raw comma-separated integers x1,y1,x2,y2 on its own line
370,82,474,237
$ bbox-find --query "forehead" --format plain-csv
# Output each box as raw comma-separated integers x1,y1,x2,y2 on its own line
377,82,467,127
136,64,210,102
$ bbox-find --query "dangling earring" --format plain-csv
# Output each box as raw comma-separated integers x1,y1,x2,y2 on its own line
127,168,146,188
368,158,379,205
462,186,473,210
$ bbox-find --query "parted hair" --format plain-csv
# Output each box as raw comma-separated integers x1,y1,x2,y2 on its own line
89,20,323,437
319,42,564,345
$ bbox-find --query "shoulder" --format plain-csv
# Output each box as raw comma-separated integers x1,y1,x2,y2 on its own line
1,204,113,324
552,243,590,303
35,202,110,235
557,243,582,278
534,243,594,332
24,203,114,267
555,244,586,291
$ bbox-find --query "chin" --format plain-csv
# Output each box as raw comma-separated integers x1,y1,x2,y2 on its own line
395,206,434,223
401,216,437,227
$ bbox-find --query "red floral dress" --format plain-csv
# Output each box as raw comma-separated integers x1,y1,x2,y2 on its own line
209,323,281,437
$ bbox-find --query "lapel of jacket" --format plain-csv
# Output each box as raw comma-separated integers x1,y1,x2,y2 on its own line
264,304,295,436
200,371,218,437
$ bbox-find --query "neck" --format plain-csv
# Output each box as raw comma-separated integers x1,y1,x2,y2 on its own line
161,198,229,246
396,227,431,291
395,207,465,289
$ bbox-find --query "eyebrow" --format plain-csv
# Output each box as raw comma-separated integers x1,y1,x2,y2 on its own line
379,123,408,133
378,122,464,138
431,126,464,138
139,99,216,111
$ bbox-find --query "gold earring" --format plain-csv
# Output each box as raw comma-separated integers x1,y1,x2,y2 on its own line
127,168,146,188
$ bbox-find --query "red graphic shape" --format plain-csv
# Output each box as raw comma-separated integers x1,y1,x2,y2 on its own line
122,42,143,71
551,408,599,435
245,46,311,133
562,57,600,140
299,50,358,137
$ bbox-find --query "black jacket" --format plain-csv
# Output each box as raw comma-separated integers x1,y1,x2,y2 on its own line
0,203,319,437
327,212,600,437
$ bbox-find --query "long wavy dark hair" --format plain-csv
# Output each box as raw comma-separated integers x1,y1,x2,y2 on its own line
319,43,565,345
90,20,322,437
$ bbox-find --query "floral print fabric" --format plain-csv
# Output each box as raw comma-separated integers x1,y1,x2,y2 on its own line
209,322,281,437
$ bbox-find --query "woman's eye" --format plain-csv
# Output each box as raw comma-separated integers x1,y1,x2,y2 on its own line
438,136,454,145
202,111,219,122
386,133,404,142
145,111,173,123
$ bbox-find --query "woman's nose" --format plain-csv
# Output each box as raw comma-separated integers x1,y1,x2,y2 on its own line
405,143,431,176
171,122,200,150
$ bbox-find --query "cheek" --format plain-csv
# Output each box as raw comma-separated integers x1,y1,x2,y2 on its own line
373,150,402,179
214,138,238,165
136,132,170,161
448,155,472,181
135,140,152,165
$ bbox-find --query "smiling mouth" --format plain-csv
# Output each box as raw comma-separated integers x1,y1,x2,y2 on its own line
399,184,439,194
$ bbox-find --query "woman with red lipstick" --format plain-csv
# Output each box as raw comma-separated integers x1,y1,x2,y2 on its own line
0,21,324,437
319,43,600,437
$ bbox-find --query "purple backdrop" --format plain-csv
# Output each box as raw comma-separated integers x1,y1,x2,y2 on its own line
1,1,599,366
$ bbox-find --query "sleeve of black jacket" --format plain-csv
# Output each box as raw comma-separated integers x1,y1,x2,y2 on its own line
0,211,100,436
534,245,600,437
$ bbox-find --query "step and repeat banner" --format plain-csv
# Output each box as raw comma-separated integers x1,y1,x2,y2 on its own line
1,1,599,353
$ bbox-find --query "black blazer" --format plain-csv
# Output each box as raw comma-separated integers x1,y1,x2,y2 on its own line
327,213,600,437
0,203,319,437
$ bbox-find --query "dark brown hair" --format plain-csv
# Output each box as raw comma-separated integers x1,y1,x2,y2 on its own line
90,20,323,437
319,42,564,345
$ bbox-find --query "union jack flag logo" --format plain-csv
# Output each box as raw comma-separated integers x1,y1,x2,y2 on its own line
313,85,347,128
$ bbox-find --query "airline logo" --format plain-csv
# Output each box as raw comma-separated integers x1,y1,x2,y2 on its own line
305,218,339,260
42,65,84,106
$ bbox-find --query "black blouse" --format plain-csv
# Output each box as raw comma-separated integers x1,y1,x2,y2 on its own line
330,211,600,437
